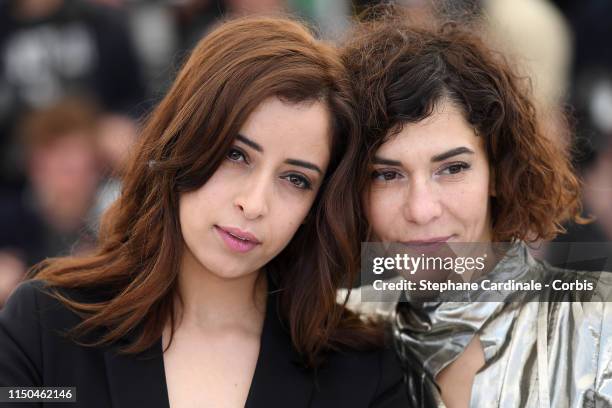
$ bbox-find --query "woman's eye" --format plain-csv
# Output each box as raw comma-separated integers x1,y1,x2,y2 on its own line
284,174,312,190
372,170,401,181
226,148,247,163
438,162,470,176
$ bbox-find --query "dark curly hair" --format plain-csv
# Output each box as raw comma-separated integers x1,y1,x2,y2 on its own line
341,8,586,242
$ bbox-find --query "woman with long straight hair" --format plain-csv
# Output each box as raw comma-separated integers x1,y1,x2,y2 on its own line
0,16,410,408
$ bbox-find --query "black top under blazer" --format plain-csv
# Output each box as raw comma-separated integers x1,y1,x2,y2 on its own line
0,280,411,408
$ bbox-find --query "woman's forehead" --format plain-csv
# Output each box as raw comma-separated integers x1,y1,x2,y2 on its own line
376,105,482,162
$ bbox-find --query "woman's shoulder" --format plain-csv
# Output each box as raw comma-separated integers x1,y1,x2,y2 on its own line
0,280,43,331
1,280,76,341
0,279,91,387
2,279,101,317
0,279,111,346
1,279,58,323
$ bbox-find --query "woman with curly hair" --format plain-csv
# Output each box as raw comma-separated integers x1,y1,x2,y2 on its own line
0,15,410,408
339,9,612,408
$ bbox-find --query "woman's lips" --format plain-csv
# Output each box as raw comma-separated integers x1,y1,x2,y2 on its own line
215,225,261,253
399,236,454,254
401,236,453,245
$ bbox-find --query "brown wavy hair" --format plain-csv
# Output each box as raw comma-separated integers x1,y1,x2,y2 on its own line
30,15,382,367
341,8,586,242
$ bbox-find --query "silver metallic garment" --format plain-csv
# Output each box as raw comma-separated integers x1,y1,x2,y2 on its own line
340,243,612,407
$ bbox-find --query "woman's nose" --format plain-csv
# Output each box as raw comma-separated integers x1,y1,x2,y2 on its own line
234,174,270,220
401,180,442,225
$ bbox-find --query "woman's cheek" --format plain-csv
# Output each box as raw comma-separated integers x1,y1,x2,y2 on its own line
366,191,394,238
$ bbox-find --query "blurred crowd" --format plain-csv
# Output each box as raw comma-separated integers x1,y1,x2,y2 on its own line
1,0,611,307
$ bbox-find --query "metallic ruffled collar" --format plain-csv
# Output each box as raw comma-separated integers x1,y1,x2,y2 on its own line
393,242,538,376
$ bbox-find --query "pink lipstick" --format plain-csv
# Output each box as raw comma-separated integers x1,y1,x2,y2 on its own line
215,225,261,253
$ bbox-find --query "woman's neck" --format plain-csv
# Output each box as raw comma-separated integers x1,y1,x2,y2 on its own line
174,248,267,333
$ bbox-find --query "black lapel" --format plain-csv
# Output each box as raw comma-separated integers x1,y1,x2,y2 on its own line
245,288,314,408
103,338,170,408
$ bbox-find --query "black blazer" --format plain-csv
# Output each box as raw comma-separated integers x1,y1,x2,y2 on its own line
0,280,411,408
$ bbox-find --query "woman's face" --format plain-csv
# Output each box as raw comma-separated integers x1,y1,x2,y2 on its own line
365,100,494,245
179,96,331,279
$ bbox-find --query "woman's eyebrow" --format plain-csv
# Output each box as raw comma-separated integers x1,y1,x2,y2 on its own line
237,134,322,174
431,147,474,162
285,159,322,174
236,134,263,152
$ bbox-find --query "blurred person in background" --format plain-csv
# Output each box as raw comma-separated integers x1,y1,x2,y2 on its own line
546,0,612,269
170,0,350,55
171,0,286,54
0,0,145,190
226,0,286,14
89,110,138,230
0,252,25,308
0,97,102,275
484,0,572,116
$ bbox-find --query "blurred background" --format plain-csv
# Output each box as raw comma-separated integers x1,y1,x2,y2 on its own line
1,0,611,307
